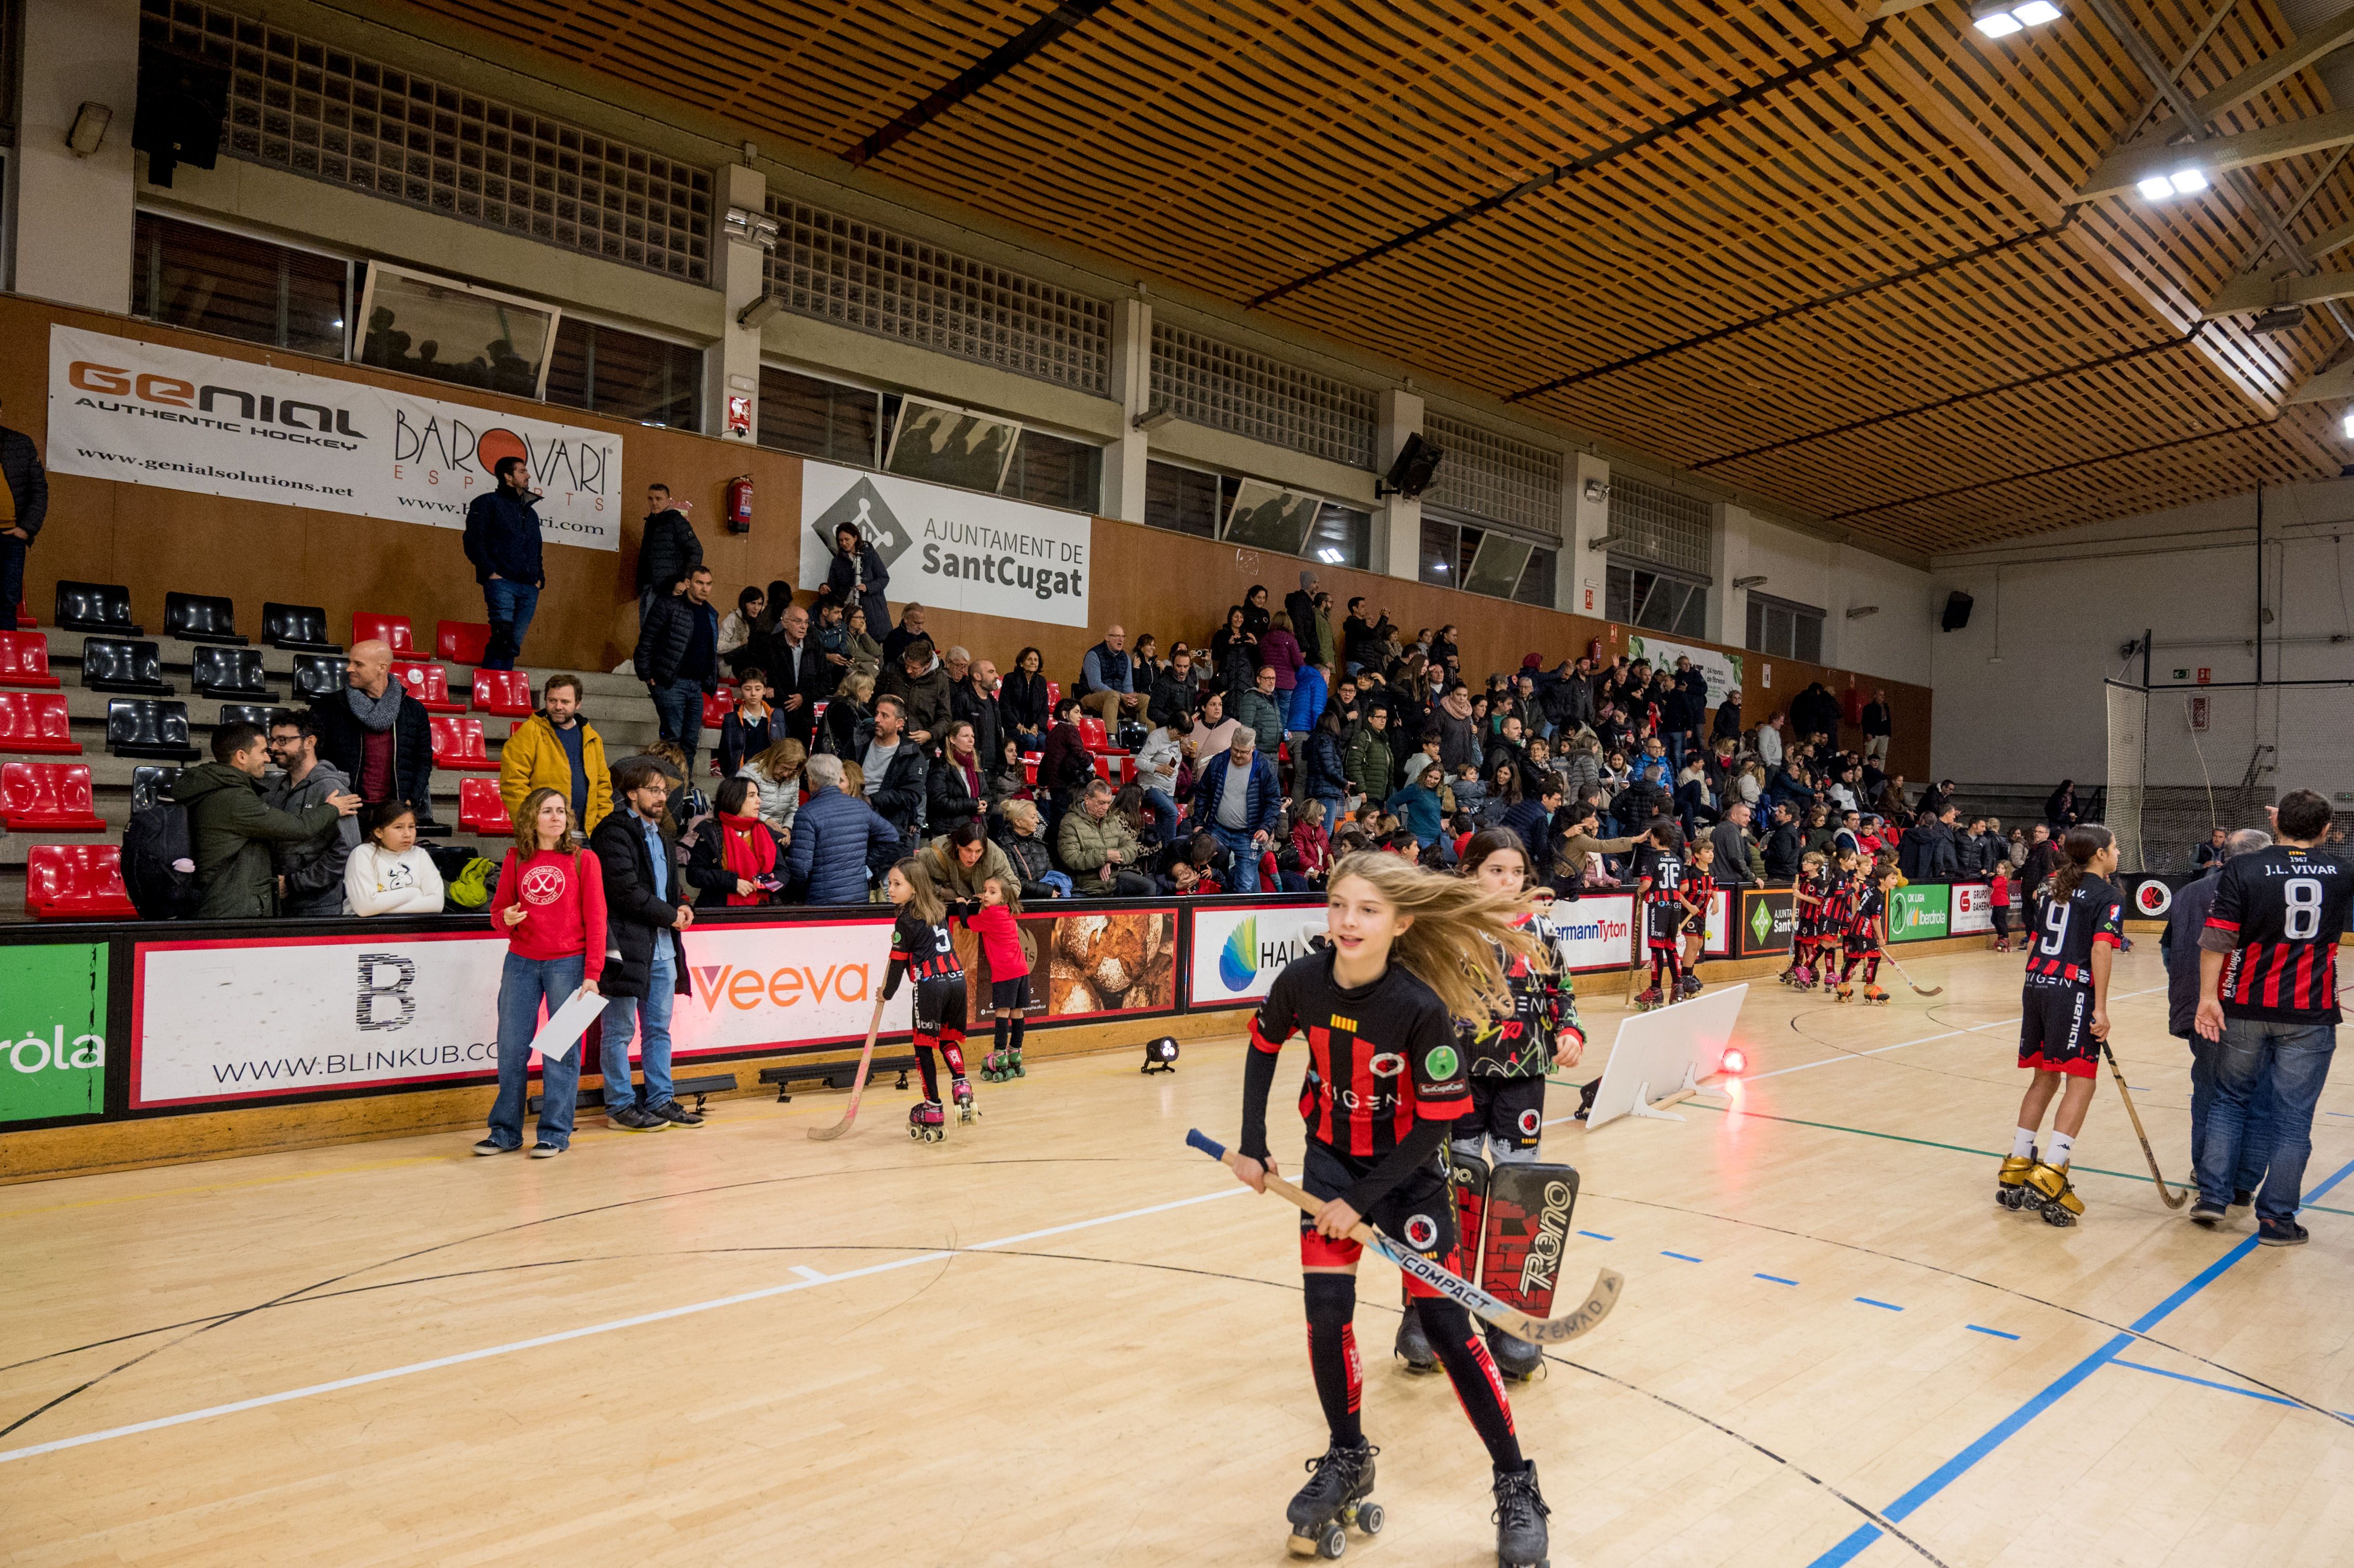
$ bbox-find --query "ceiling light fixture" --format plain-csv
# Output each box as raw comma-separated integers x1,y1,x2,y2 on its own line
2139,167,2209,200
2342,408,2354,439
1971,0,2061,35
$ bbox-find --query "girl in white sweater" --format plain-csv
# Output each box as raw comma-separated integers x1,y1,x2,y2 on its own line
345,801,446,915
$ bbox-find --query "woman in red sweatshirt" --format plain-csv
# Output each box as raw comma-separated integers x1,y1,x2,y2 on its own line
479,786,607,1158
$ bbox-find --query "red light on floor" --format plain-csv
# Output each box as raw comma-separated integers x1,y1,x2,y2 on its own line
1721,1047,1748,1076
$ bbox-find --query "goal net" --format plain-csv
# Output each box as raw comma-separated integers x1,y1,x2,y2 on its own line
2103,677,2354,870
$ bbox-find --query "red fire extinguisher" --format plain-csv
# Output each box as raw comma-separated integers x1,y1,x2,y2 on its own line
725,475,753,535
1587,637,1602,663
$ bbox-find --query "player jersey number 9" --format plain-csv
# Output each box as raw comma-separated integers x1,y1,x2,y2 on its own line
2038,900,2069,956
2285,876,2325,940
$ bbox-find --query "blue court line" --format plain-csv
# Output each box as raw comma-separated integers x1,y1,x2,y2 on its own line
1854,1297,1904,1312
2110,1358,2299,1408
1756,1273,1800,1286
1577,1230,1614,1241
1804,1154,2354,1567
1966,1325,2020,1341
1661,1250,1703,1262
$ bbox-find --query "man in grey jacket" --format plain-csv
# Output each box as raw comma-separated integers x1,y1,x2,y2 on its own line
265,712,361,916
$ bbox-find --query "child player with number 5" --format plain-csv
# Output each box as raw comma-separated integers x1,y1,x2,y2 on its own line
2193,789,2354,1244
1997,826,2122,1224
1227,852,1554,1567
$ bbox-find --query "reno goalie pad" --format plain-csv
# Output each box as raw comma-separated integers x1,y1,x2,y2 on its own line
1445,1145,1492,1281
1476,1160,1582,1317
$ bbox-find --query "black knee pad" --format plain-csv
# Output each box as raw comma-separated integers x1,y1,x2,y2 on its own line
1303,1272,1356,1330
1413,1294,1474,1342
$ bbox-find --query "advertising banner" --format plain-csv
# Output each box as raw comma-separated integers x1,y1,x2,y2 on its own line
1544,892,1639,974
1186,903,1332,1006
1888,883,1953,944
1952,880,1994,935
1737,889,1796,956
2,942,108,1123
135,921,916,1107
1023,907,1178,1018
1701,888,1731,956
47,324,622,548
1625,635,1745,709
799,459,1091,628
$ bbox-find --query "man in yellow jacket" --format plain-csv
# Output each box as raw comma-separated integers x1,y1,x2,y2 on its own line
497,674,611,835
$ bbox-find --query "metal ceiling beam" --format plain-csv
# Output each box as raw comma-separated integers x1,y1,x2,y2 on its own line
2073,105,2354,200
2285,355,2354,403
2205,268,2354,316
844,0,1120,167
2124,9,2354,145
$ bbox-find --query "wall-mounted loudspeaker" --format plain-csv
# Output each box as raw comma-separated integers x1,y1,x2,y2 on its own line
133,45,230,189
1379,434,1443,500
1940,590,1974,632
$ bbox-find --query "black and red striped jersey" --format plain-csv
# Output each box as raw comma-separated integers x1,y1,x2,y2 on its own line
1682,869,1716,914
1634,845,1686,908
1846,884,1888,946
883,910,963,997
2023,873,2123,988
1252,947,1471,1155
2206,844,2354,1023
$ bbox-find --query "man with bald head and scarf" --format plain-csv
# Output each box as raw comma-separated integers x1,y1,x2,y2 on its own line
308,638,439,829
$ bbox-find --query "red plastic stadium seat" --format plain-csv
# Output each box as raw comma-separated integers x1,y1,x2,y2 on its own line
459,777,514,835
390,659,465,714
352,612,416,654
1047,680,1062,708
0,691,80,754
1,762,105,831
430,715,498,771
1022,755,1039,786
702,691,734,730
0,631,60,688
436,620,491,665
1076,716,1109,750
25,843,139,920
471,669,533,718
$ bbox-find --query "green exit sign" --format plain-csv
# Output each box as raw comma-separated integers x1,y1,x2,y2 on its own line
2171,668,2190,680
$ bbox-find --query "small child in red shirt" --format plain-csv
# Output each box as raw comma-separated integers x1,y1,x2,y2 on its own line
1989,858,2015,952
965,874,1035,1078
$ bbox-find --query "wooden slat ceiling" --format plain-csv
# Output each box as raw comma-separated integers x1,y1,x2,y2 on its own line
401,0,2354,555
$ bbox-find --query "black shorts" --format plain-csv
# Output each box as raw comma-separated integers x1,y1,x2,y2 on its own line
1297,1138,1459,1290
1646,906,1685,948
2019,979,2097,1078
1458,1075,1547,1152
990,975,1031,1011
912,976,967,1039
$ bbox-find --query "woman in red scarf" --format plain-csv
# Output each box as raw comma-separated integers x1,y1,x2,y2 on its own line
685,776,785,907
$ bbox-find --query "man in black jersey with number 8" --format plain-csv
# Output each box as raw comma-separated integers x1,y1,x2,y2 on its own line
2195,789,2354,1244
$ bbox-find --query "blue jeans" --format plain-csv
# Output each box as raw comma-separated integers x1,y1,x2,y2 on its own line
2196,1015,2335,1221
2189,1034,2274,1200
1038,870,1073,898
1213,825,1262,893
599,938,676,1112
1312,794,1344,834
481,578,539,671
650,676,705,774
1144,787,1183,832
488,949,585,1149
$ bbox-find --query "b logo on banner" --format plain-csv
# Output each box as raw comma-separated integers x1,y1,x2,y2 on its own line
356,953,416,1032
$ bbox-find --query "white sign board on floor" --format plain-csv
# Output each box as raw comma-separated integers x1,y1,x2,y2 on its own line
799,459,1091,627
1583,983,1748,1130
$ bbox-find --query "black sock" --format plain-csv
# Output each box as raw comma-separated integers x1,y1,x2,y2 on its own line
1415,1297,1523,1469
1009,1013,1025,1052
914,1042,939,1101
994,1012,1010,1055
1303,1275,1362,1446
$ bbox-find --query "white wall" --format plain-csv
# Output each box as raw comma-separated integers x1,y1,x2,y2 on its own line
1719,508,1933,687
1928,480,2354,794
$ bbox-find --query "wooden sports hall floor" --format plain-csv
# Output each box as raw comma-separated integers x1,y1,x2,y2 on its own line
7,944,2354,1567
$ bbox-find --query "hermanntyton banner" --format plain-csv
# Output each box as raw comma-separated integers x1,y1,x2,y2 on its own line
47,324,621,549
799,459,1091,628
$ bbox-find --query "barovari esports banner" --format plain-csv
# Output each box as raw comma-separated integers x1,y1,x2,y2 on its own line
47,324,622,548
799,459,1091,627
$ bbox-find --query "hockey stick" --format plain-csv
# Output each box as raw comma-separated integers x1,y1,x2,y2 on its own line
1185,1129,1623,1345
806,997,886,1142
1880,952,1943,997
2097,1041,2191,1209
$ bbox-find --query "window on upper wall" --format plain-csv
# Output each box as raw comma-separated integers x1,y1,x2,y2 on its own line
1606,560,1708,638
1306,504,1369,569
1144,460,1220,538
1746,594,1824,662
1004,428,1103,512
758,366,882,465
132,211,351,357
356,264,557,398
545,319,702,428
1421,514,1558,603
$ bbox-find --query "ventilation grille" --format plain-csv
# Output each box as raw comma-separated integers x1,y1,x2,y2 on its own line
140,0,712,282
768,199,1110,395
1607,473,1713,578
1149,323,1377,469
1423,413,1560,538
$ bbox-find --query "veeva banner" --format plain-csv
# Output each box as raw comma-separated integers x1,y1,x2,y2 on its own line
47,324,622,549
800,459,1091,628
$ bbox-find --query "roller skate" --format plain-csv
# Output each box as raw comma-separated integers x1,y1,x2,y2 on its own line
951,1076,979,1126
1632,987,1664,1013
1286,1440,1381,1559
2025,1160,2084,1226
1394,1300,1438,1375
1679,973,1703,999
1778,964,1802,988
1863,984,1889,1005
907,1100,946,1144
1487,1323,1544,1382
1996,1152,2038,1210
1834,982,1855,1003
1492,1459,1551,1568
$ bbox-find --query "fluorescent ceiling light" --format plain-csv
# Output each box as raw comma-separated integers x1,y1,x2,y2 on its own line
2341,409,2354,439
2137,175,2174,199
1972,0,2060,35
1973,8,2023,35
2169,168,2208,194
2012,0,2063,22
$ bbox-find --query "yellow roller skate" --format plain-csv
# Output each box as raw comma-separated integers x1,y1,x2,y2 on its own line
1996,1152,2038,1210
2025,1160,2085,1227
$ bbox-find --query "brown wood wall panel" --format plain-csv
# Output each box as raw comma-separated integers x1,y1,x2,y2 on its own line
7,294,1927,777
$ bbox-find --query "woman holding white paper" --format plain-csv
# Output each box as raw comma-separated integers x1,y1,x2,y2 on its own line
478,787,606,1159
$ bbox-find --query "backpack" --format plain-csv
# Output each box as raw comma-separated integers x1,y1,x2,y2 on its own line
121,802,201,920
426,842,498,910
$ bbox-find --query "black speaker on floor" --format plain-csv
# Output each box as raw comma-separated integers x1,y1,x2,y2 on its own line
1941,590,1974,632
